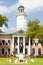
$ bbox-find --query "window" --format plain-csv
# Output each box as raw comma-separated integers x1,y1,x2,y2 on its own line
8,40,10,43
25,48,27,54
8,40,10,45
0,40,2,45
8,48,10,54
2,40,5,45
0,43,2,45
14,40,18,45
32,48,35,54
37,43,38,45
38,48,41,55
21,8,23,12
2,48,4,54
6,43,8,45
35,43,38,46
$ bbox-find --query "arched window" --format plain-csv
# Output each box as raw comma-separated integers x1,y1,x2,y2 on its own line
8,40,10,45
38,48,41,55
2,40,5,45
0,40,2,45
6,43,8,45
2,48,4,54
14,37,18,45
8,48,10,54
32,48,35,54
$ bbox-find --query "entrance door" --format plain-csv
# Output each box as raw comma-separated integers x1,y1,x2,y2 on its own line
19,37,23,53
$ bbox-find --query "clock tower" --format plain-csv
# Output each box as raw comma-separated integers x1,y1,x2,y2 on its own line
16,5,27,30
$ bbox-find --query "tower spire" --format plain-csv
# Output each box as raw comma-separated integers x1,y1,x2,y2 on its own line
18,4,24,13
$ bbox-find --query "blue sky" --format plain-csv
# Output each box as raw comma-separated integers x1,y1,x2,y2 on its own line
0,0,43,31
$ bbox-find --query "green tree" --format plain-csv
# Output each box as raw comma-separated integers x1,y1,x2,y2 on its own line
0,15,8,27
35,26,43,38
26,19,40,39
36,26,43,46
26,19,43,46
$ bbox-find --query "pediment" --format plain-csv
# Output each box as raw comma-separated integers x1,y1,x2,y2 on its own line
13,29,26,34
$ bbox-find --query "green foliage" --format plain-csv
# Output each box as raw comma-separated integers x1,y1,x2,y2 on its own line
35,26,43,38
26,19,40,39
26,19,43,45
38,39,43,46
28,19,39,31
0,15,8,27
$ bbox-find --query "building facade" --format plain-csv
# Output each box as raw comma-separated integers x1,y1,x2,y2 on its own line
0,5,43,57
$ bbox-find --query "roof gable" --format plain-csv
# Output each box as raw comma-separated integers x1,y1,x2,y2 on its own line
13,29,26,35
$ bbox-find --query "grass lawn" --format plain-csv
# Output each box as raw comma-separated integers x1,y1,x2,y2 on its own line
0,57,43,65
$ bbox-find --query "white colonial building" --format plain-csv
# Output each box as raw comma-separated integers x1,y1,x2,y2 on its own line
11,5,31,57
0,5,43,57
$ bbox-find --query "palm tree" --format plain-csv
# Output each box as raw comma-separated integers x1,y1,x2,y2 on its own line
0,15,8,27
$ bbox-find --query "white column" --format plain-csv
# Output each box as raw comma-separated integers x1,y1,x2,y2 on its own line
18,37,19,55
11,36,14,54
28,37,31,55
23,37,25,55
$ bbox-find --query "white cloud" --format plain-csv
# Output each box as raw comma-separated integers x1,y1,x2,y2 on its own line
18,0,43,13
0,1,18,14
0,6,8,14
9,3,18,13
0,0,43,14
0,4,18,14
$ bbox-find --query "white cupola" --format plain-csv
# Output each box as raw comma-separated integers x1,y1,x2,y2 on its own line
16,5,27,30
